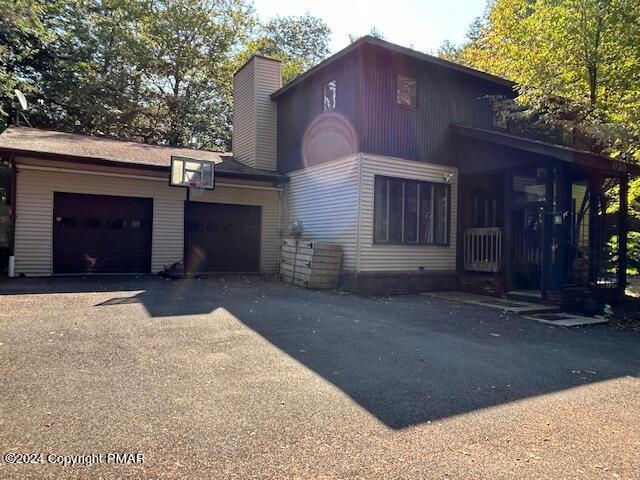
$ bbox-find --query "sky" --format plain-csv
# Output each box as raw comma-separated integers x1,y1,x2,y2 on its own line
252,0,488,54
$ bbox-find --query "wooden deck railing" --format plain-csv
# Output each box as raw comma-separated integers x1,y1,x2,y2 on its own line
464,227,502,273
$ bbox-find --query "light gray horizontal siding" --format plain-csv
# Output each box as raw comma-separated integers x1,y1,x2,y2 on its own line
357,153,458,272
232,59,256,167
286,155,360,270
14,165,185,276
233,56,281,171
254,57,281,171
14,160,281,276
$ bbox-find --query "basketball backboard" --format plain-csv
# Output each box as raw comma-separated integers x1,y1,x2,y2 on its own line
170,156,215,190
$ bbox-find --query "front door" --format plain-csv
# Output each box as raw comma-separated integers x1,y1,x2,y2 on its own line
511,204,544,290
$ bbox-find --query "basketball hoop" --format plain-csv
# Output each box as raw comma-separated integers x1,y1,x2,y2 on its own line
170,156,216,193
188,180,206,197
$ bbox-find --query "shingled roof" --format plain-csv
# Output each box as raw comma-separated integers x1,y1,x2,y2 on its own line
0,127,286,182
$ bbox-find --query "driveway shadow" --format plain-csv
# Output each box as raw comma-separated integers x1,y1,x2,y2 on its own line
3,276,640,429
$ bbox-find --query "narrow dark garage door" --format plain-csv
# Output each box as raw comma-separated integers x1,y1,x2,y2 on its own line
53,192,152,274
185,202,261,274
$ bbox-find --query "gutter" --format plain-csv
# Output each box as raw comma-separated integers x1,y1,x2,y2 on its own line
8,155,16,277
18,164,285,191
0,147,289,185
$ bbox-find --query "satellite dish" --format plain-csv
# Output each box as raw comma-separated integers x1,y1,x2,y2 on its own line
14,89,28,111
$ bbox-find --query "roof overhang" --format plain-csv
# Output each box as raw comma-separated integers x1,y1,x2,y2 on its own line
0,147,289,184
451,123,640,176
271,36,514,100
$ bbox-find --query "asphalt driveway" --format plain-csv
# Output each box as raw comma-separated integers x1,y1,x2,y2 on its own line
1,276,639,479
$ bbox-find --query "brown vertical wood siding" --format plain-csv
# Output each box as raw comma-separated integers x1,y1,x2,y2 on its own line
276,53,360,172
275,43,513,172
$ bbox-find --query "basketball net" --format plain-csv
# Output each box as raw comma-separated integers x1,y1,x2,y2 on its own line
188,180,206,197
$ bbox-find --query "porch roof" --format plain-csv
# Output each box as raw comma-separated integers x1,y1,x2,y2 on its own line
451,123,640,176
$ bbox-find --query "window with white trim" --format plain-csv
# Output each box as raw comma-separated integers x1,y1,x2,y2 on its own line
374,176,450,245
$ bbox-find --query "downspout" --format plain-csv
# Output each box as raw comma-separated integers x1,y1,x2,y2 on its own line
618,173,629,292
8,155,16,277
355,153,363,273
277,185,283,272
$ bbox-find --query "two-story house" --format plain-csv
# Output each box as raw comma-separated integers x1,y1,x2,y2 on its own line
0,36,636,307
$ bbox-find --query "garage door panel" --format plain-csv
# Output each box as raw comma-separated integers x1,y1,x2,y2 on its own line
185,202,261,273
53,192,152,274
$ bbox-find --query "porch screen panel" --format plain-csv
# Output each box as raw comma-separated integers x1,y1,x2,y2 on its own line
594,178,619,287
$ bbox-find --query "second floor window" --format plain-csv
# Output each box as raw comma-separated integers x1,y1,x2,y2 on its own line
323,80,336,112
491,108,509,130
374,176,450,245
397,74,417,108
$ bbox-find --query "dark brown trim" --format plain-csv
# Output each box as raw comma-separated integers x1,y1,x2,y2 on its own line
618,173,629,291
0,147,169,172
216,171,289,183
271,36,514,100
451,123,640,176
541,161,554,298
588,177,601,285
502,171,513,292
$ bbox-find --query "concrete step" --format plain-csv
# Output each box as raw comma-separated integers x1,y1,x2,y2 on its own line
424,292,562,315
506,290,544,303
505,290,561,314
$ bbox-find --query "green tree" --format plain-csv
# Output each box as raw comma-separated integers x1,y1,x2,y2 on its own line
2,3,331,151
31,0,150,139
139,0,254,149
239,13,331,83
0,0,53,129
32,0,254,150
448,0,640,162
348,27,385,45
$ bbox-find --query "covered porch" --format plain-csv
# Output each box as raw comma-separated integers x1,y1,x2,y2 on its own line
452,124,639,309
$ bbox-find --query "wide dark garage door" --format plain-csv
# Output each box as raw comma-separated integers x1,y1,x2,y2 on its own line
185,202,261,274
53,192,152,274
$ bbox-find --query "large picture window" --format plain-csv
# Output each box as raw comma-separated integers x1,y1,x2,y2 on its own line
374,176,450,245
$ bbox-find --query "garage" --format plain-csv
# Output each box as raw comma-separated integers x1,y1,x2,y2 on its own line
185,202,261,274
53,192,153,274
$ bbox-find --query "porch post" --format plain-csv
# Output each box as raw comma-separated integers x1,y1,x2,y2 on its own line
547,162,570,293
456,175,465,273
541,162,554,297
618,173,629,292
588,177,602,285
502,170,513,292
